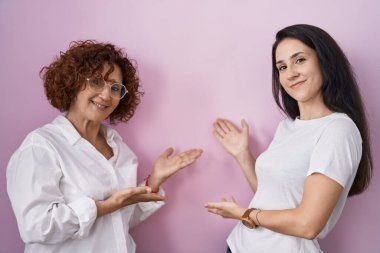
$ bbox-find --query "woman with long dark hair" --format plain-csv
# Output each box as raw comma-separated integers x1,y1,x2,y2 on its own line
205,24,372,252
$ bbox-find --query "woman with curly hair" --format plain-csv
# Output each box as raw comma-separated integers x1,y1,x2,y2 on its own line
205,24,372,252
7,40,202,253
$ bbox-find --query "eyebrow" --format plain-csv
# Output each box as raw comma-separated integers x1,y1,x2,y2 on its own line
104,77,122,83
276,52,305,65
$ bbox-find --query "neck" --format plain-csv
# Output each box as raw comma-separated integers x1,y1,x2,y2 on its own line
65,113,102,144
298,98,333,120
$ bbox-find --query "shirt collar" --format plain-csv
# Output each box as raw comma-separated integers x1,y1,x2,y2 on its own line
53,115,82,145
52,115,121,145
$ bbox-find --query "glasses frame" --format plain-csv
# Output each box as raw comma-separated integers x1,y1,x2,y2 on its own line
86,77,128,100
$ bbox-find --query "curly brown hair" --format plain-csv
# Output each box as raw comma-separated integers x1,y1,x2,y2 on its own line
40,40,143,124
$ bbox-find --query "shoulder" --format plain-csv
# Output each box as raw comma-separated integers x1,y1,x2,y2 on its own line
14,117,66,154
320,113,361,141
273,117,294,135
20,127,52,149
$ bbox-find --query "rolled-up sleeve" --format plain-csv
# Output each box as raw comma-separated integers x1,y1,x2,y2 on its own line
7,144,97,244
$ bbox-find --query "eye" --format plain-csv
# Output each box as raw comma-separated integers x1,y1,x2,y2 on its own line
90,78,103,88
110,83,121,93
296,57,306,64
278,65,287,72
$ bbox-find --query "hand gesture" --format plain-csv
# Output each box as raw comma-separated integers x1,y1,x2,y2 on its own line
213,118,250,159
96,186,165,218
150,147,203,188
204,197,246,220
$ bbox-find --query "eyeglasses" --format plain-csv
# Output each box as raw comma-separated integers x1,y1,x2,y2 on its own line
86,77,128,100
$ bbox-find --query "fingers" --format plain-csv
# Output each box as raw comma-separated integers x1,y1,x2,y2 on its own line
140,193,165,202
161,147,174,158
204,202,223,209
124,186,152,196
224,120,237,132
206,207,220,215
213,129,224,140
181,149,203,159
124,187,166,202
162,148,202,161
204,202,227,218
213,118,239,139
222,196,236,203
241,119,249,136
213,119,229,137
176,149,203,167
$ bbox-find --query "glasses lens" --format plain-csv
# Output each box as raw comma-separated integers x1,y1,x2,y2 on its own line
87,78,127,100
88,78,105,91
110,83,127,99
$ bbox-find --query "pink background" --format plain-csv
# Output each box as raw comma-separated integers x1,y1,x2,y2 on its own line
1,1,379,252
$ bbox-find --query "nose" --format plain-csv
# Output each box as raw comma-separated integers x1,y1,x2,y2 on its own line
98,83,112,100
286,65,300,80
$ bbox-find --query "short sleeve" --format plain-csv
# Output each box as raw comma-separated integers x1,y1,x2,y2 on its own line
307,118,362,188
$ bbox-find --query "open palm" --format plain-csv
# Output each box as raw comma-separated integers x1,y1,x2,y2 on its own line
213,118,250,157
152,147,202,183
204,197,246,220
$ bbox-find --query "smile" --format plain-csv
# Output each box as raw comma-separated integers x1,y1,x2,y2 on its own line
290,80,306,88
91,100,109,109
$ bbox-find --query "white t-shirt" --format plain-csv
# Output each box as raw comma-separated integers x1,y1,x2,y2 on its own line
7,115,164,253
227,113,362,253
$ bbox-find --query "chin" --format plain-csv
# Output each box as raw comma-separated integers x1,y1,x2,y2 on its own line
87,114,109,123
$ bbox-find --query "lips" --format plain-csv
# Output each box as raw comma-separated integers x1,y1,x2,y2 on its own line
290,80,306,88
91,100,109,109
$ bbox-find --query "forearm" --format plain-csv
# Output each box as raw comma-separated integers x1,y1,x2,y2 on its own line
96,200,118,218
235,150,257,192
248,208,322,239
248,174,343,239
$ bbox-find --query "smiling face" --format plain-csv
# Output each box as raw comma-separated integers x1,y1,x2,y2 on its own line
275,38,324,107
67,63,123,124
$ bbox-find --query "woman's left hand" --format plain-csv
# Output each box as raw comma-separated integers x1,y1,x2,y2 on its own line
148,147,203,190
204,197,246,220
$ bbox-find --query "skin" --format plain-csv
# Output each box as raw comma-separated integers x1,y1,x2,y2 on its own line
66,62,203,219
205,39,343,240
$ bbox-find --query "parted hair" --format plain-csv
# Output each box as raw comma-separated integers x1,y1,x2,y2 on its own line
271,24,373,196
40,40,143,124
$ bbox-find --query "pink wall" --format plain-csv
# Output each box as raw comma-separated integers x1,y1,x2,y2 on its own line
1,1,379,252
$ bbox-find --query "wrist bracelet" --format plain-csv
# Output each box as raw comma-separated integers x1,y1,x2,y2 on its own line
255,209,262,226
241,208,258,229
145,175,159,193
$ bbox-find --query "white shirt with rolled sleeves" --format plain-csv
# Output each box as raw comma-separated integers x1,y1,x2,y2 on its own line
227,113,362,253
7,115,164,253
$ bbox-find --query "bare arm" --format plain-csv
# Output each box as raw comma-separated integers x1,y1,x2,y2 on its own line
205,173,343,239
213,118,257,192
96,186,165,218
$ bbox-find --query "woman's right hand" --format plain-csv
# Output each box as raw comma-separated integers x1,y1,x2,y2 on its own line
213,118,250,160
96,186,165,218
